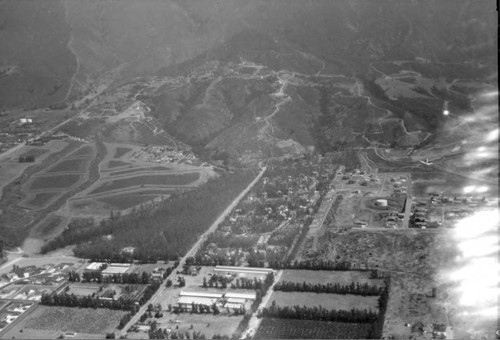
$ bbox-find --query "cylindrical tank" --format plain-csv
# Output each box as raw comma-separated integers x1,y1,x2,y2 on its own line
375,199,388,207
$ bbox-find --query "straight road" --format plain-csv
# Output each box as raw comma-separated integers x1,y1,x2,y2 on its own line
117,165,267,337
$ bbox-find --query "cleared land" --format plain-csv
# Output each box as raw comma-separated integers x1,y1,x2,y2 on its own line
268,291,378,312
89,173,200,194
2,305,126,337
255,318,373,339
29,174,82,190
46,158,90,173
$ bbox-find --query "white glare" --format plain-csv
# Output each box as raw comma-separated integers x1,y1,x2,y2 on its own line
485,128,498,141
443,110,450,116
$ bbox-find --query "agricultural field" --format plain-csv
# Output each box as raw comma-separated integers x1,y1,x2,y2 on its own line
89,173,200,195
28,174,82,190
23,192,60,209
267,291,378,312
1,305,127,338
254,318,373,339
71,145,95,156
110,166,172,177
46,158,91,173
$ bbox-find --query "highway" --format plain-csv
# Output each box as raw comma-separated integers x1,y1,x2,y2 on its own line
117,164,267,337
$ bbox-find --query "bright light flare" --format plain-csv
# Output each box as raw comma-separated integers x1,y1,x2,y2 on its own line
446,209,500,314
485,128,498,142
454,209,499,239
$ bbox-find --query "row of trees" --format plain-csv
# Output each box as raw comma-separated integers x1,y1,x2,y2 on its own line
70,270,161,285
258,302,378,324
41,170,259,261
230,277,264,290
40,292,137,311
171,302,220,315
40,282,160,311
273,281,383,296
269,259,355,271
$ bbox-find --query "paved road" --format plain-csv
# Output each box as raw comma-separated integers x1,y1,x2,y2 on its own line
117,165,267,337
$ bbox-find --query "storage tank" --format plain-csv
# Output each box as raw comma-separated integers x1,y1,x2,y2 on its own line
375,199,388,207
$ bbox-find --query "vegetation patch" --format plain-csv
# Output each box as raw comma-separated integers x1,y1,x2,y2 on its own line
42,170,258,261
255,318,373,339
21,305,127,334
97,193,166,210
46,158,90,173
18,148,49,159
268,291,378,312
29,174,81,190
89,173,200,194
279,270,384,287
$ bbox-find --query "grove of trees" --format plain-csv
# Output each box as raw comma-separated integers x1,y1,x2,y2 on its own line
41,170,258,261
273,281,382,296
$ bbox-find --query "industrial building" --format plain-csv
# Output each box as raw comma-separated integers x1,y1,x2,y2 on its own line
213,266,275,276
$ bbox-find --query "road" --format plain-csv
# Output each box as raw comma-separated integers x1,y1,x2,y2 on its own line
243,270,283,339
117,165,267,337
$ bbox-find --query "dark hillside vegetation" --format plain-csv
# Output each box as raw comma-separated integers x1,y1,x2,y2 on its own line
41,169,258,261
0,0,76,110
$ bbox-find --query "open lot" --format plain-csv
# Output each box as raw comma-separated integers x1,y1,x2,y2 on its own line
267,291,378,312
254,318,373,339
146,313,244,339
65,285,100,297
1,305,126,338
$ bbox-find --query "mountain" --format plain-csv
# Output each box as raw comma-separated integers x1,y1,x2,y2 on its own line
0,0,496,163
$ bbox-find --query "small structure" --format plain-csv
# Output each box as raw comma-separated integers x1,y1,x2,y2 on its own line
101,263,131,277
177,291,222,309
225,292,256,300
375,199,388,207
213,266,274,276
